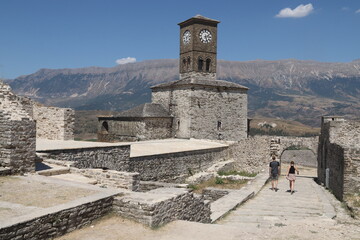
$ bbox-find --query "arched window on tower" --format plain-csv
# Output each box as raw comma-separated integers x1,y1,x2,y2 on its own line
187,57,191,70
198,57,204,71
206,59,211,72
182,58,186,71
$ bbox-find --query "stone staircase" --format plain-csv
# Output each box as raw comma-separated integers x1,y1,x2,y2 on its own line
218,175,336,231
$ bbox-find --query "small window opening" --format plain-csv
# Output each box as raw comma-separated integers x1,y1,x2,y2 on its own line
177,120,180,130
187,57,191,70
182,58,186,71
217,121,222,130
102,121,109,133
198,58,204,71
206,59,211,72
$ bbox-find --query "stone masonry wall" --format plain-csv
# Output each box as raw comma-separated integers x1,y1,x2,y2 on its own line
71,168,140,191
129,146,229,182
318,117,360,200
113,188,211,227
98,118,172,142
228,135,319,173
0,113,36,174
33,104,74,140
38,145,131,171
189,87,248,141
0,196,113,240
152,85,248,141
0,81,36,174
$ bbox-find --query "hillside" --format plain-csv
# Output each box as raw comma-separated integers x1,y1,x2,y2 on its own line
6,59,360,127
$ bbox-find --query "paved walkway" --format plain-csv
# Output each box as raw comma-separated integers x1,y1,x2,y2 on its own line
218,174,336,231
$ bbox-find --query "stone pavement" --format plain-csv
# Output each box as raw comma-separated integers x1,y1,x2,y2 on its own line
217,174,336,230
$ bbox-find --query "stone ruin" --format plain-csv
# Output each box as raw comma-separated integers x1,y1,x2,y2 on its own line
0,80,74,174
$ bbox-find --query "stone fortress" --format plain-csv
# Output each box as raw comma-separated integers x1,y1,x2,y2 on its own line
0,15,359,239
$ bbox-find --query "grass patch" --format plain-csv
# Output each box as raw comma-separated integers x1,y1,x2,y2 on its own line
188,177,248,194
217,170,257,178
345,194,360,207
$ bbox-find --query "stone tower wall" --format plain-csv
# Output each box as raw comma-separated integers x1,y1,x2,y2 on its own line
188,86,248,141
152,86,247,141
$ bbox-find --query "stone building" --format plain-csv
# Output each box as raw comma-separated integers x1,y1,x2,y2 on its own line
99,15,248,142
317,116,360,201
98,103,172,142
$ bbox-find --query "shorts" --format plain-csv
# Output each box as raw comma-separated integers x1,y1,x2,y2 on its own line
287,174,296,181
270,173,278,180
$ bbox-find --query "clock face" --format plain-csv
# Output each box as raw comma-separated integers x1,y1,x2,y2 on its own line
199,29,212,43
183,30,191,44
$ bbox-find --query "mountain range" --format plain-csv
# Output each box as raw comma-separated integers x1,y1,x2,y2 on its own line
5,59,360,127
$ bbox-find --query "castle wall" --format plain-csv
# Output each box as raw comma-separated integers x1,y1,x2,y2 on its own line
98,117,172,142
129,146,229,182
317,117,360,200
228,136,319,173
33,105,74,140
37,145,131,171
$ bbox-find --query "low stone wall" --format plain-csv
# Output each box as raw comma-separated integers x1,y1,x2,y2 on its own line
37,145,131,171
129,146,229,182
71,168,140,191
0,196,114,240
113,188,211,227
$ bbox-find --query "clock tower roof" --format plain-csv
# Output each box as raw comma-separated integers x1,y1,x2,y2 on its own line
178,15,220,27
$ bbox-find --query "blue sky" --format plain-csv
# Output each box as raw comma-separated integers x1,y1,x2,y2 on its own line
0,0,359,79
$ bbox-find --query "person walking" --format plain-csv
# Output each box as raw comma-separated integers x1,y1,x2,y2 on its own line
269,156,280,191
286,161,299,195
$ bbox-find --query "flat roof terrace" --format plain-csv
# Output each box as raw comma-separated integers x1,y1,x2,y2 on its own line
36,138,229,157
0,175,124,229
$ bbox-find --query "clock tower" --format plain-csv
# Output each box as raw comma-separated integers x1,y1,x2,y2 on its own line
178,15,220,80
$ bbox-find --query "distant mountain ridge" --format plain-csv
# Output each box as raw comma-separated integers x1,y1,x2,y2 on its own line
6,59,360,127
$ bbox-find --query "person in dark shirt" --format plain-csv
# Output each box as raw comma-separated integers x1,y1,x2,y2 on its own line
286,161,299,194
269,156,280,191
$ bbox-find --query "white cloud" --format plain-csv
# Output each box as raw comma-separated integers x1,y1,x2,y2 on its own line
116,57,136,65
341,7,350,11
356,9,360,14
276,3,314,18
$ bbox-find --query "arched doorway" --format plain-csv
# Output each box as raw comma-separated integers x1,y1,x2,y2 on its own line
280,145,317,177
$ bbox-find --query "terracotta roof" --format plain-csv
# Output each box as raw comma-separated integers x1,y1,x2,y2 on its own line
115,103,171,118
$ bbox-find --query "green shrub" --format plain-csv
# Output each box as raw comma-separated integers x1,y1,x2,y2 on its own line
215,177,224,184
